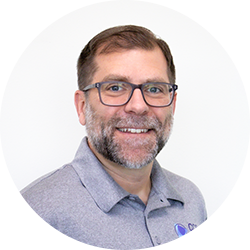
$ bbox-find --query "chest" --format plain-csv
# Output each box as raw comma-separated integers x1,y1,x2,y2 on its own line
51,196,201,249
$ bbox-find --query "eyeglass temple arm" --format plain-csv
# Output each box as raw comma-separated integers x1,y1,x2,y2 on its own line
82,83,98,92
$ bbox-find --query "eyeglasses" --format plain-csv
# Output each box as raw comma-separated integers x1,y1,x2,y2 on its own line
82,81,178,107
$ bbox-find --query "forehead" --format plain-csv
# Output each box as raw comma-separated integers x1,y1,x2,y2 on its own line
93,47,169,83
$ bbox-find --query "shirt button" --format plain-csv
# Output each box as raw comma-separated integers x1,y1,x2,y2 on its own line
155,236,161,245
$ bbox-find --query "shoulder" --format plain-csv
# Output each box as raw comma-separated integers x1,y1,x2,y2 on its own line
21,165,86,217
21,165,80,195
162,168,200,193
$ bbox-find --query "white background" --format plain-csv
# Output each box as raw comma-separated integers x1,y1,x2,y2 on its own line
0,0,250,250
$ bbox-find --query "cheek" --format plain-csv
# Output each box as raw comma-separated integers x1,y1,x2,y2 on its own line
152,108,170,124
95,104,122,122
156,108,174,134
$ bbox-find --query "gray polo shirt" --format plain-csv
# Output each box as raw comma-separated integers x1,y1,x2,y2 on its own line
21,137,207,249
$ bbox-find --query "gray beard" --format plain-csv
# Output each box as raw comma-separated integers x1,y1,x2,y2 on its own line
85,102,174,169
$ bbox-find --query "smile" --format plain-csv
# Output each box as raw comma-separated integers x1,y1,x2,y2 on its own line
117,128,149,134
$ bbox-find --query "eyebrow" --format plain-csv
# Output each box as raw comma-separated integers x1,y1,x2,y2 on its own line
101,74,169,84
102,74,131,83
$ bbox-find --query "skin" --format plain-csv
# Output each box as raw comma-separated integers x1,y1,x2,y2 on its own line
75,47,177,204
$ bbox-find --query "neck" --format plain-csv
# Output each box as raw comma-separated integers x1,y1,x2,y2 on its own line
89,142,153,204
103,162,153,205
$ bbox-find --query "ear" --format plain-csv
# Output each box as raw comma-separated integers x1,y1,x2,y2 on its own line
172,92,177,115
74,90,86,126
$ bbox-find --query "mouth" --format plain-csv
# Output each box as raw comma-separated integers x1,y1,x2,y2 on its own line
117,128,150,134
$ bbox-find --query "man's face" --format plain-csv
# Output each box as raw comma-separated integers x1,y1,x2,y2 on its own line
79,47,176,169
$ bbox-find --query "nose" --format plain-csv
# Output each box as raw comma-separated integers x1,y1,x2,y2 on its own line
124,89,149,115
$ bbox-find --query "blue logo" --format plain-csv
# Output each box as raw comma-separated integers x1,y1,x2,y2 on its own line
174,223,188,237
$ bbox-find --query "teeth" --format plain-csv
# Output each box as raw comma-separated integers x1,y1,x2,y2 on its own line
118,128,149,134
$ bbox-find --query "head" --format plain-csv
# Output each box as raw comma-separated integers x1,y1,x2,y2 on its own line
75,25,177,169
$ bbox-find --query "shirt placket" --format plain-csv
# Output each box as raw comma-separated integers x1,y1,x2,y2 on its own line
143,191,171,246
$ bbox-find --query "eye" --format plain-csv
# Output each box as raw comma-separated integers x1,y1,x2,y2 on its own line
145,84,164,94
105,83,125,92
148,86,161,93
109,85,123,92
102,82,130,96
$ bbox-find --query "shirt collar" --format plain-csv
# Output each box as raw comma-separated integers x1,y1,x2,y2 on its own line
151,161,185,204
71,137,129,213
71,137,184,213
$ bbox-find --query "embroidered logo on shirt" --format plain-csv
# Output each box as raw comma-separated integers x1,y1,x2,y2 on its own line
174,223,198,237
174,223,188,237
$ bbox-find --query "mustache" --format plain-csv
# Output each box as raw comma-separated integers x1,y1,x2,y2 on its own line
107,115,163,131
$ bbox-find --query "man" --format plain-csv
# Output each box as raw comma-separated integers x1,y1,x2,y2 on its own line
21,25,206,249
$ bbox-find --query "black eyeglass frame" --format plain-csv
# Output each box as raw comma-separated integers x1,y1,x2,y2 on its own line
82,81,178,108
